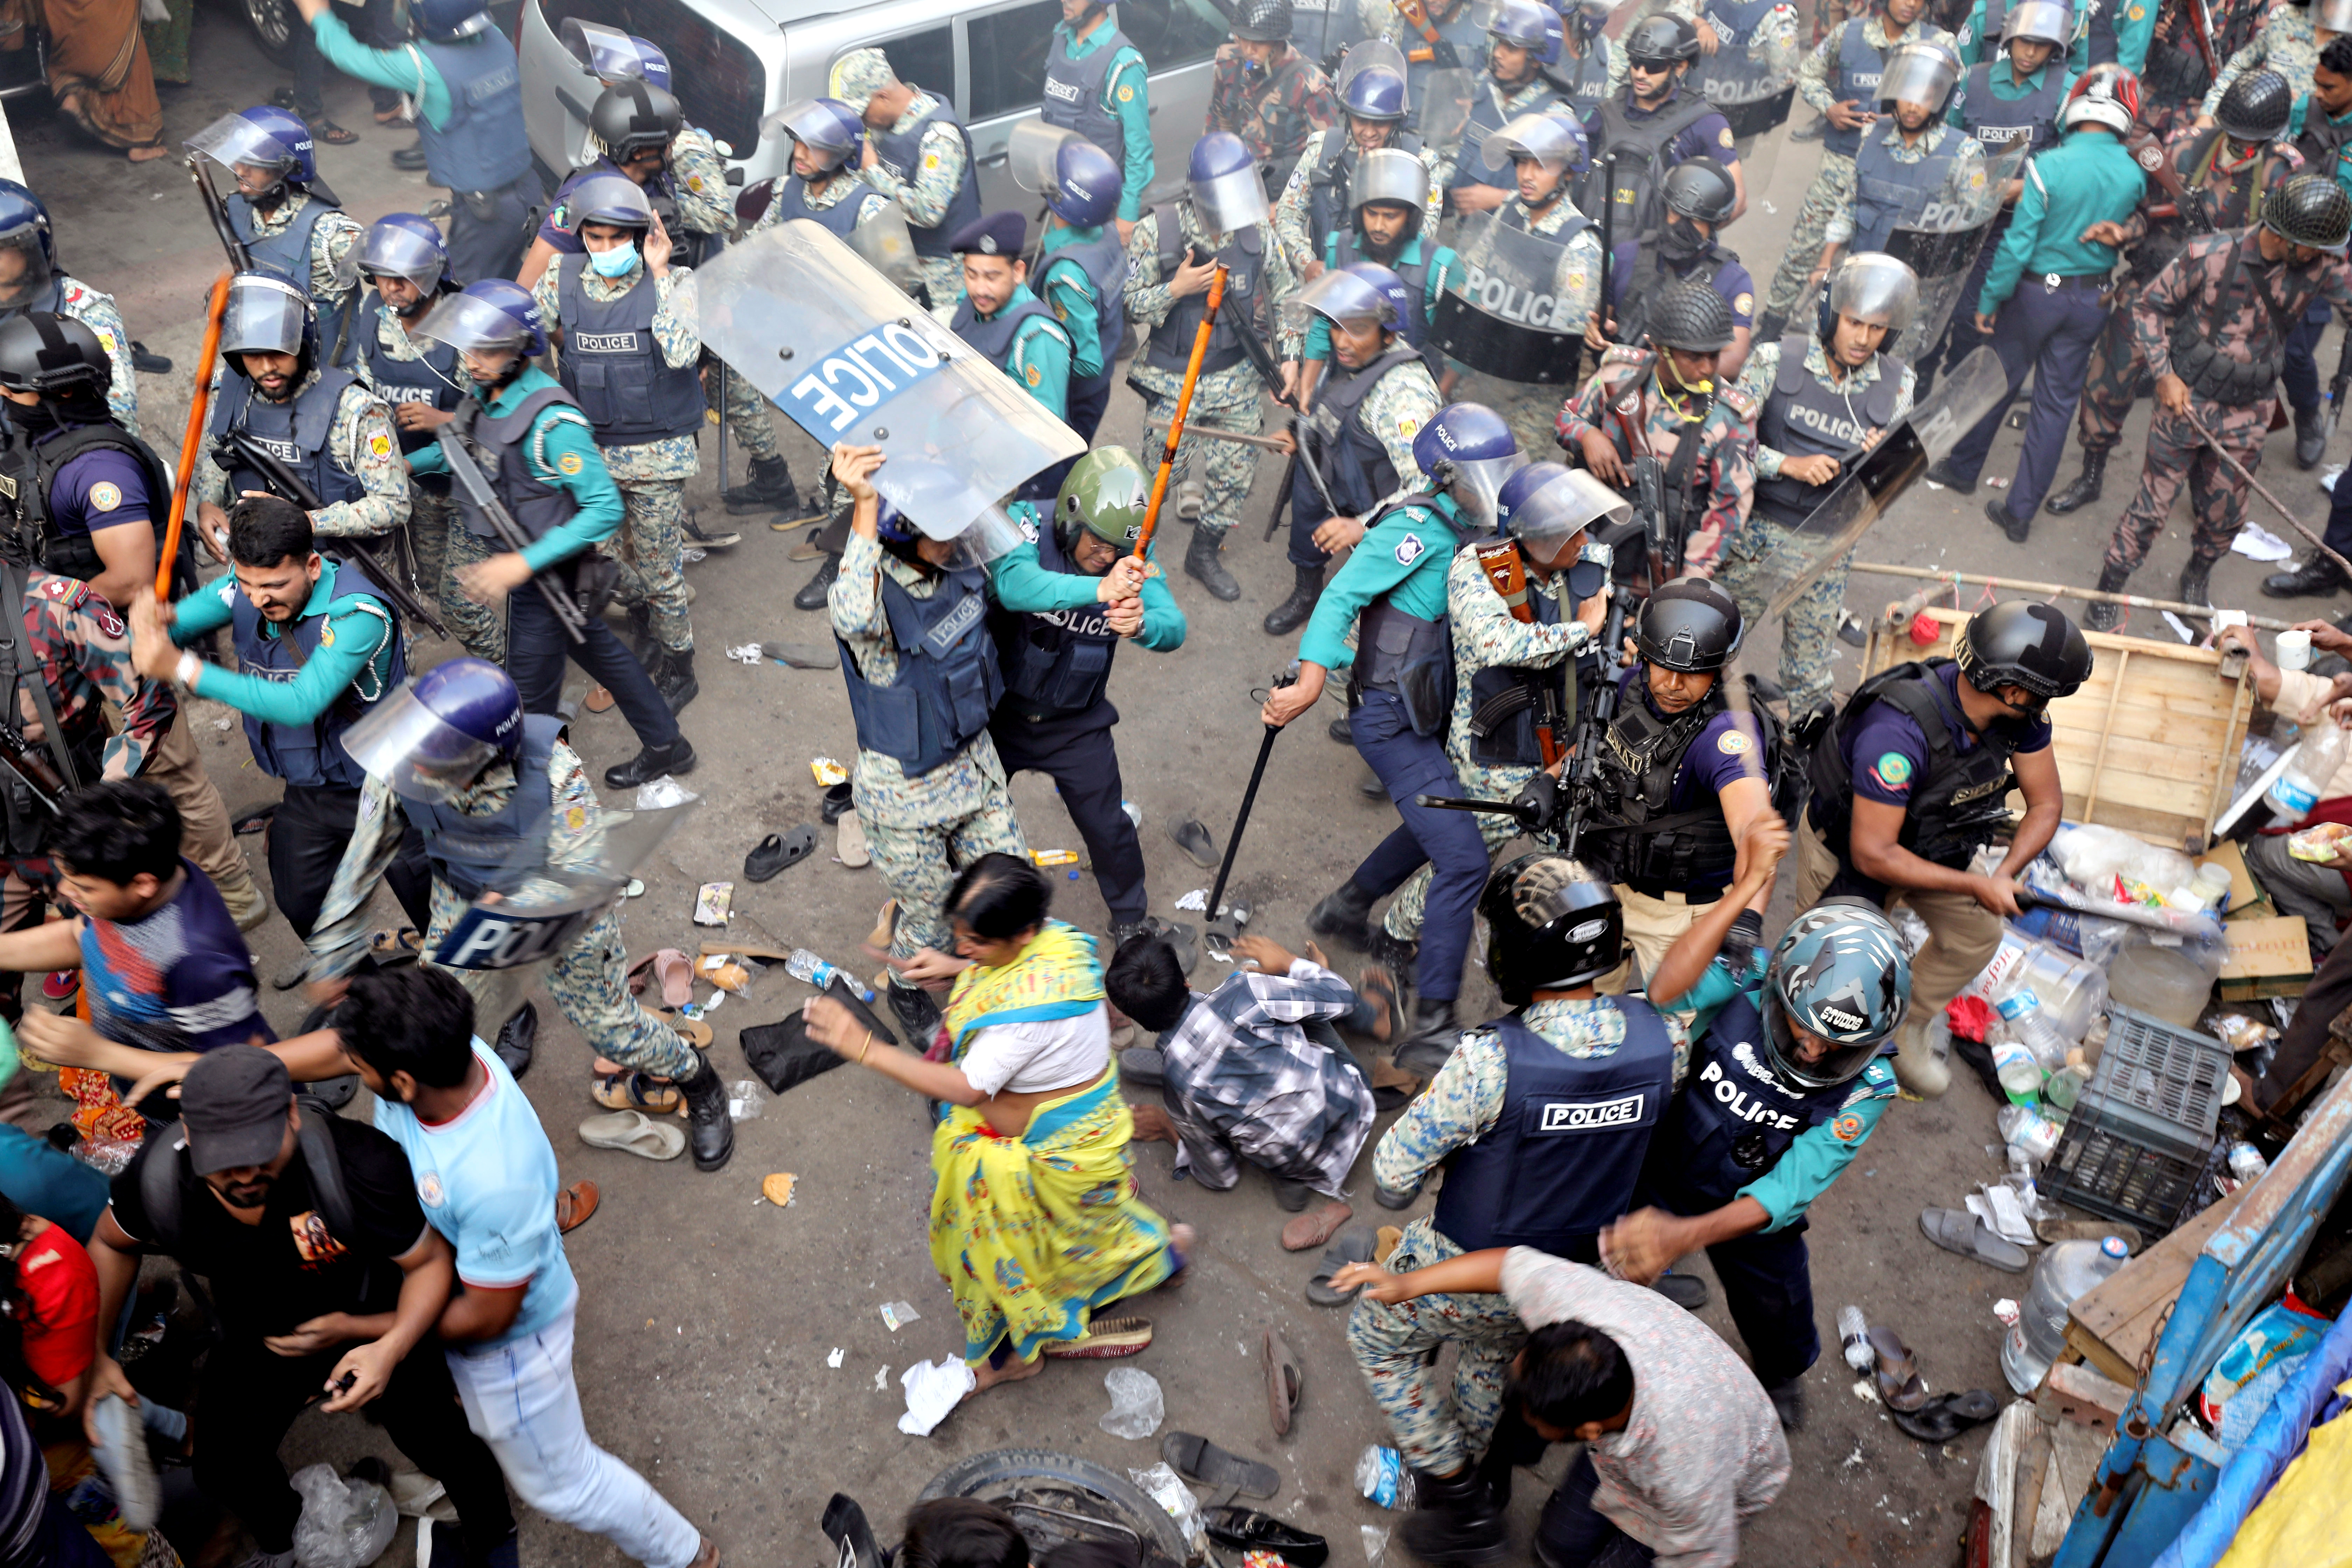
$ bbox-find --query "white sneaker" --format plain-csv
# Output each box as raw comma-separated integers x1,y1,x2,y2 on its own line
88,1393,158,1532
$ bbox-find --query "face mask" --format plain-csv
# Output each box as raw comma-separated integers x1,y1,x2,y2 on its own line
588,244,640,279
1660,214,1708,262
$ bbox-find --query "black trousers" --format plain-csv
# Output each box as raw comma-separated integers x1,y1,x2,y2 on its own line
989,711,1147,925
1534,1452,1656,1568
196,1334,514,1559
1698,1226,1818,1386
445,177,542,290
506,581,679,750
269,782,432,940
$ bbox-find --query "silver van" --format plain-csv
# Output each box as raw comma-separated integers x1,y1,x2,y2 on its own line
515,0,1250,216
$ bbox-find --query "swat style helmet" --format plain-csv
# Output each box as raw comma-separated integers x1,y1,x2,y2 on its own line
1350,147,1430,234
1231,0,1293,42
1048,139,1123,230
1957,599,2093,700
2267,169,2352,253
1763,898,1911,1091
356,213,454,295
1483,854,1625,1004
2216,69,2293,143
186,106,331,206
219,272,315,378
1660,158,1737,224
1650,280,1735,351
566,174,658,238
1622,14,1700,65
1054,447,1152,556
1634,576,1741,672
413,277,550,361
1284,261,1408,334
1482,110,1590,177
1188,131,1272,233
0,312,110,400
592,79,683,164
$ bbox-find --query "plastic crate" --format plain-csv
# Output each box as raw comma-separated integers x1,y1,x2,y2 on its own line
2071,1005,2231,1161
2043,1121,2224,1236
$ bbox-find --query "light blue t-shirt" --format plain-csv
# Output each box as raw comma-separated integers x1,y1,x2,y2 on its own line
371,1041,575,1346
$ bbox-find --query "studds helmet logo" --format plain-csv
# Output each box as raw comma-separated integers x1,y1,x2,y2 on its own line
1815,1002,1867,1035
1567,918,1609,944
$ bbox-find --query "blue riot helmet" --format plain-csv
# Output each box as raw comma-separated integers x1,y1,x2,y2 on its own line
356,214,453,299
1281,262,1405,335
0,181,55,311
1485,0,1564,65
1482,853,1624,1004
1342,64,1409,124
340,657,526,802
762,97,867,172
218,272,315,379
1413,401,1526,530
567,174,657,240
413,277,550,364
626,36,673,90
1496,461,1629,560
186,106,329,204
870,459,1029,574
1187,131,1270,234
1763,898,1912,1091
1482,108,1589,178
412,0,493,41
1049,139,1123,230
561,18,641,82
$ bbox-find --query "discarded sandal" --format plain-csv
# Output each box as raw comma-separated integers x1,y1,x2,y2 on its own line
584,684,617,713
1281,1199,1354,1252
1890,1388,2002,1443
578,1110,685,1161
837,811,871,868
1355,966,1399,1045
746,825,817,882
1919,1206,2029,1273
1162,1431,1278,1508
1368,1054,1420,1112
593,1071,681,1114
1205,1509,1328,1568
652,948,694,1008
1306,1225,1377,1307
1167,817,1218,869
1119,1048,1166,1087
1042,1316,1154,1359
1264,1328,1304,1438
1868,1325,1931,1413
821,780,855,823
556,1180,600,1233
660,1011,713,1050
768,642,836,669
862,899,900,961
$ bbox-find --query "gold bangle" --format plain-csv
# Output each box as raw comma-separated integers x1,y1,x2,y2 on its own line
860,1030,875,1065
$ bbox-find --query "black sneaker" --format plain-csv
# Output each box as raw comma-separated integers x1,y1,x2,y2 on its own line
494,1001,538,1079
1925,458,1976,496
794,554,840,611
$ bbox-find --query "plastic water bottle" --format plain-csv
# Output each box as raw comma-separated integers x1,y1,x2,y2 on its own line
1354,1446,1417,1509
1997,1102,2062,1162
2266,718,2350,825
1989,1032,2046,1105
2002,1236,2130,1394
1837,1305,1874,1372
786,948,874,1003
1995,990,2073,1072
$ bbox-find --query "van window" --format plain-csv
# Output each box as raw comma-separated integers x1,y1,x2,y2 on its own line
539,0,765,152
869,27,955,102
1115,0,1230,72
966,1,1062,121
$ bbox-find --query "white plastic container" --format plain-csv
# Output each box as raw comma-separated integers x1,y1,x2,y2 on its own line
1996,941,2110,1044
2003,1237,2131,1393
2106,928,2227,1029
2266,719,2350,825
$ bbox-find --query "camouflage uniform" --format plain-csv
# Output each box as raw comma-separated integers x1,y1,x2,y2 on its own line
1757,14,1953,336
2201,3,2318,118
858,90,978,313
2141,0,2268,140
1452,195,1604,457
661,122,784,470
1722,335,1914,712
828,530,1027,963
2104,230,2352,575
2076,131,2299,458
193,373,408,540
737,176,896,470
1822,121,1987,251
1348,999,1691,1473
1272,126,1444,279
1556,344,1760,573
1123,201,1303,539
350,307,505,663
306,737,697,1079
244,192,364,358
1380,546,1590,946
52,278,137,432
1207,43,1339,180
531,260,700,654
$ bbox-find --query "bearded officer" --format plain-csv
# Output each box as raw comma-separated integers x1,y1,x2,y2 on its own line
1798,600,2085,1097
1042,0,1155,232
0,182,137,430
1031,139,1130,446
1291,149,1458,402
830,48,985,320
1266,263,1443,637
1122,132,1302,602
186,107,364,367
1446,0,1571,214
1590,158,1758,382
1722,254,1917,720
1582,16,1749,233
1274,63,1438,281
948,212,1075,434
988,449,1182,951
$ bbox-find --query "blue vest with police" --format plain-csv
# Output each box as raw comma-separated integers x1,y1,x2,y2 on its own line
231,555,406,790
452,386,580,543
873,99,982,260
358,293,463,494
1312,344,1422,517
770,176,869,239
416,33,531,192
1823,21,1890,158
1042,24,1132,172
1848,135,1953,255
210,368,366,508
553,255,705,446
1960,61,2065,152
1555,35,1615,122
1040,233,1129,386
1144,210,1266,375
836,566,1006,776
1429,1002,1676,1257
398,713,561,901
1642,992,1881,1221
989,522,1121,723
1754,334,1904,527
228,195,355,369
949,293,1069,385
1451,79,1567,191
1706,0,1785,50
1330,231,1446,379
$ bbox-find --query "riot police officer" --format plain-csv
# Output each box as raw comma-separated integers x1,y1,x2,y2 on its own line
1363,0,1486,118
520,80,727,290
348,216,503,664
1590,157,1758,380
1266,262,1444,635
1582,16,1749,239
185,106,364,368
987,449,1183,947
0,182,138,430
0,314,173,608
1273,402,1526,1057
832,47,985,318
1447,0,1569,214
948,212,1075,433
1341,854,1689,1564
1275,63,1434,281
288,0,537,286
1799,600,2085,1096
1294,149,1459,398
1551,0,1625,124
1042,0,1155,229
1031,138,1129,446
404,278,692,792
1606,899,1910,1432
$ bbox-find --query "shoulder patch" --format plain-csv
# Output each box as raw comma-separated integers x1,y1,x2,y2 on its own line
368,431,393,459
1871,750,1914,787
1118,84,1135,102
1395,412,1422,439
318,622,335,648
38,576,75,601
88,480,121,512
1717,728,1752,755
557,450,585,475
1734,290,1754,316
1830,1111,1866,1142
94,329,118,355
1719,126,1737,148
1395,532,1425,566
1719,384,1758,417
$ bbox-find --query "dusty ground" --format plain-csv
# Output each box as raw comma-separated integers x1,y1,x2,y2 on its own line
14,12,2333,1563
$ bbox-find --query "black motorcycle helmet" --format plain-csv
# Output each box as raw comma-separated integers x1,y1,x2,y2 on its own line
591,79,684,165
1649,280,1735,352
1956,600,2093,701
2214,68,2292,144
1482,854,1624,1006
1660,158,1737,225
1634,575,1741,672
0,312,111,401
1622,14,1700,66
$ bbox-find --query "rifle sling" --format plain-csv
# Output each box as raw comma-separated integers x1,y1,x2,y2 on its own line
0,564,83,794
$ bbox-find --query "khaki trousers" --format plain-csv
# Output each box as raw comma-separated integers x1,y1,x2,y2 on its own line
140,714,250,897
1796,815,2001,1038
1592,886,1710,995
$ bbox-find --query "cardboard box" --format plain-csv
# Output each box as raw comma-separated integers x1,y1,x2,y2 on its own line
2218,914,2315,1002
2198,841,2275,922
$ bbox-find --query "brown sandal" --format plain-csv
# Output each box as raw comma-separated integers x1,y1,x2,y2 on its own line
1263,1328,1303,1437
556,1180,600,1233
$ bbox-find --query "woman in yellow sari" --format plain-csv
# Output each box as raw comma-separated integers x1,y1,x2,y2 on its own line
805,853,1189,1397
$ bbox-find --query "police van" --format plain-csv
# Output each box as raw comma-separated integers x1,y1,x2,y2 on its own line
516,0,1231,216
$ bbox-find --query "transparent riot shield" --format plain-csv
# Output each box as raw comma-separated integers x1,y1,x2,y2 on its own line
1008,119,1080,200
845,202,925,294
1692,23,1797,167
699,222,1084,532
1429,209,1591,383
1416,66,1477,156
1883,144,2025,363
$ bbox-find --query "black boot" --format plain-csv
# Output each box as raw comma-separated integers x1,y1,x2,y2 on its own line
794,554,840,611
1263,563,1322,634
1762,1376,1806,1431
654,646,700,714
2179,554,2217,608
623,603,655,659
493,1001,538,1079
889,982,941,1049
1924,458,1976,496
1395,1468,1508,1568
1393,997,1460,1077
2297,405,2328,470
603,736,697,790
1751,308,1786,344
1308,880,1377,951
678,1055,734,1172
1184,524,1240,601
1368,924,1419,978
2266,553,2350,597
2045,448,2107,514
2085,560,2130,631
1328,716,1353,743
1984,496,2029,545
723,454,798,515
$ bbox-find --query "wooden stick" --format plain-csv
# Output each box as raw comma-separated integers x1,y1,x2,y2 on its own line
1183,426,1293,453
2179,406,2352,582
1131,262,1227,564
162,272,231,595
1847,561,2299,631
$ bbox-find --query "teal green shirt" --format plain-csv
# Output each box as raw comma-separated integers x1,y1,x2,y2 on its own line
2114,0,2158,74
1945,58,2077,128
1303,233,1460,361
988,510,1186,653
168,558,396,727
2291,94,2352,202
306,12,456,130
405,366,624,572
1954,0,2098,72
960,283,1072,420
1979,127,2146,312
1297,493,1464,671
1051,19,1156,222
1037,224,1109,380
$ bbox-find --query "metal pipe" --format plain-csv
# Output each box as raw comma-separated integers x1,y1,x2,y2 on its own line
1847,561,2300,632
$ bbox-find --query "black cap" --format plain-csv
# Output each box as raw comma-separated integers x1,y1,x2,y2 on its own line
181,1045,292,1174
948,211,1027,258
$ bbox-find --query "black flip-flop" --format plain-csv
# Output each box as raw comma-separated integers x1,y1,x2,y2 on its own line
1305,1225,1376,1308
232,807,274,836
1162,1431,1277,1507
1890,1388,2002,1442
1168,817,1219,869
770,642,838,670
1205,1508,1328,1568
745,824,816,882
129,341,172,374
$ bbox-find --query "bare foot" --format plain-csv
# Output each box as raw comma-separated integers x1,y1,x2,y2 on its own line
1129,1102,1178,1146
687,1535,722,1568
962,1351,1045,1401
127,144,168,162
1160,1222,1197,1289
1357,966,1398,1044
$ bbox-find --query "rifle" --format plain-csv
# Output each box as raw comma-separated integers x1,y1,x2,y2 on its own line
1214,294,1344,515
0,721,65,817
2327,320,2352,452
2188,0,2220,78
432,428,594,645
186,154,253,274
1596,152,1618,346
1470,540,1567,767
1391,0,1462,68
1631,452,1680,578
212,429,453,639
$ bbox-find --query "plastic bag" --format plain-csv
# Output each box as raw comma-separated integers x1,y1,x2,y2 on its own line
634,776,699,810
1126,1461,1208,1554
290,1464,397,1568
1355,1446,1418,1509
1099,1365,1163,1438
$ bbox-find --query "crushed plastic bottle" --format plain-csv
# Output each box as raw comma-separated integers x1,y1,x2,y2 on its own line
785,948,874,1004
1996,990,2073,1072
2267,717,2350,825
1998,1102,2062,1163
1837,1305,1874,1372
1356,1446,1418,1509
